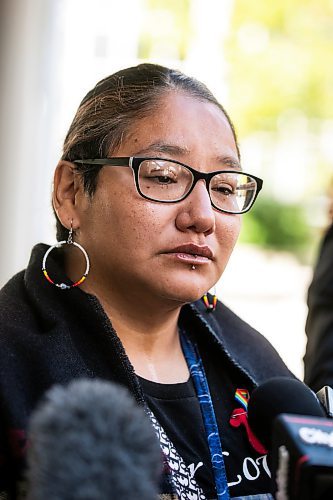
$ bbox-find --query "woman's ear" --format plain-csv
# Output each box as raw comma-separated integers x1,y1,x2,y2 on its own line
52,161,82,229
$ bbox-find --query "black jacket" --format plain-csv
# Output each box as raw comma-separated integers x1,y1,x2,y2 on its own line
0,244,292,498
304,223,333,391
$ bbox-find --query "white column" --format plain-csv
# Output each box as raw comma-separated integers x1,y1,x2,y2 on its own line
0,0,64,286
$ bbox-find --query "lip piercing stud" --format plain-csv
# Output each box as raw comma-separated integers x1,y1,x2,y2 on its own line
191,265,196,270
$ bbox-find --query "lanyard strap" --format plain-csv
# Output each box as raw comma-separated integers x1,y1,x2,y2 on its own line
180,331,230,500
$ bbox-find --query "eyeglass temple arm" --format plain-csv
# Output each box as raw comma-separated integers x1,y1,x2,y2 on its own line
73,158,131,166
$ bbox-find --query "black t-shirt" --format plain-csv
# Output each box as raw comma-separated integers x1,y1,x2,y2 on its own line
139,338,272,499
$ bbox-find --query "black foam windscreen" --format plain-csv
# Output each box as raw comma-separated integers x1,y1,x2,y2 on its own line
26,379,162,500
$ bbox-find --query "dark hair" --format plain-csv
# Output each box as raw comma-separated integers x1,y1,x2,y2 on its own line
56,63,240,240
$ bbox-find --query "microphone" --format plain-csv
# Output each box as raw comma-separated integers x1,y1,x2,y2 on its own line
248,377,333,499
247,377,325,450
316,385,333,418
26,379,162,500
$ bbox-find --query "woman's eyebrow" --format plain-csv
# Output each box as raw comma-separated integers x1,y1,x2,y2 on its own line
135,143,241,170
216,156,242,170
135,142,190,157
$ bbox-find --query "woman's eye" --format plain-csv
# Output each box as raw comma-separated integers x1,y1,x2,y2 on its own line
155,174,176,184
213,184,235,195
145,169,177,184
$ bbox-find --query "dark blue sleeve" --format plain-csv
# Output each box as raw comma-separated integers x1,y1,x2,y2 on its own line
304,223,333,391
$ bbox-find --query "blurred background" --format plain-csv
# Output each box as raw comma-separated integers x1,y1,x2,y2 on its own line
1,0,333,378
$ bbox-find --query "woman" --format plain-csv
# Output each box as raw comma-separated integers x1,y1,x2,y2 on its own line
0,63,292,499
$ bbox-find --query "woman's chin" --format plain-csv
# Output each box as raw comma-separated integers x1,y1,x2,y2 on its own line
159,281,212,306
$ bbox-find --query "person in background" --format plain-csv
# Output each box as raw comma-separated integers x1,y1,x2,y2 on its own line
304,181,333,392
0,63,293,499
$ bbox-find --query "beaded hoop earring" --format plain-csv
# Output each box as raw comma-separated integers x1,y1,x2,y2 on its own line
42,223,90,290
202,288,217,312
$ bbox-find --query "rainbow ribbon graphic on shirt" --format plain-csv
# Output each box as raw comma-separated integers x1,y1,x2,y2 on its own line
234,388,250,411
230,388,267,454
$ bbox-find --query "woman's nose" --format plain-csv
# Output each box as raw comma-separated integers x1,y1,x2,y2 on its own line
175,180,215,235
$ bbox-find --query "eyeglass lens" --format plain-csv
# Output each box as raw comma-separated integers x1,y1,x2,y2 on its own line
138,159,257,213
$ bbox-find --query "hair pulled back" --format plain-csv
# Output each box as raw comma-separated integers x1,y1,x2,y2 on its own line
56,63,239,240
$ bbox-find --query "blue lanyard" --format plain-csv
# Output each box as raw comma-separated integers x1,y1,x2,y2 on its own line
180,330,230,500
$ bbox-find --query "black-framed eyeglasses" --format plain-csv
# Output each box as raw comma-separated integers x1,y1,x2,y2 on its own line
73,157,263,214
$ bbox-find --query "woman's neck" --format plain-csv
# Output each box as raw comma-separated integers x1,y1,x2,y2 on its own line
112,315,189,384
82,280,190,384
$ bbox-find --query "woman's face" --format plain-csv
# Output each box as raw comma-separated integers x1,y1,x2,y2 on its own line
75,92,241,306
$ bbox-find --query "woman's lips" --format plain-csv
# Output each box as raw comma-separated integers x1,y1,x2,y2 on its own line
171,253,210,264
164,244,214,265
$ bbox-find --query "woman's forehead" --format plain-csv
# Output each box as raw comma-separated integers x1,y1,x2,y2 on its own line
114,93,238,159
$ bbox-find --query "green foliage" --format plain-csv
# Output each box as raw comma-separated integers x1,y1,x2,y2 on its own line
138,0,191,61
240,198,312,259
226,0,333,136
225,0,333,259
